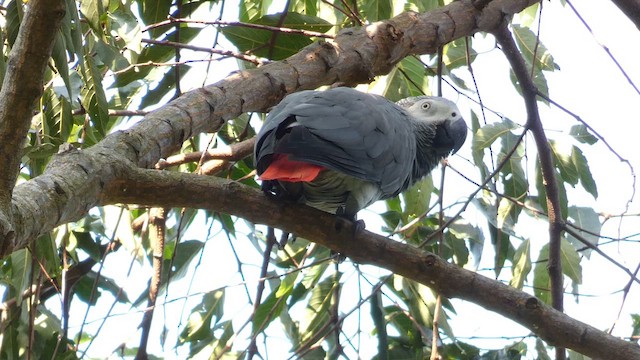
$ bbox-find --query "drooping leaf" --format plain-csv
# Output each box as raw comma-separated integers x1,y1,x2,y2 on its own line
402,176,434,218
569,124,598,145
533,244,551,305
472,119,520,153
509,239,531,290
535,338,552,360
253,273,294,335
80,53,110,137
80,0,107,37
382,56,430,101
561,237,582,284
443,37,477,69
51,32,72,101
179,289,225,343
572,146,598,198
512,24,559,72
566,206,601,258
5,0,23,48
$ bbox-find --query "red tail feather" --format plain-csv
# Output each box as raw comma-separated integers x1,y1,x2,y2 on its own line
259,154,323,182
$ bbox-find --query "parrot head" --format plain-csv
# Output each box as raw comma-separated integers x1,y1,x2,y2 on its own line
397,96,468,157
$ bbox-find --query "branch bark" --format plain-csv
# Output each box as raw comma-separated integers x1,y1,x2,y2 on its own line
0,0,66,252
493,23,566,360
609,0,640,31
0,0,540,253
101,168,640,360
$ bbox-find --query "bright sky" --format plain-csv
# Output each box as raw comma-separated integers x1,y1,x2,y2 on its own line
53,0,640,358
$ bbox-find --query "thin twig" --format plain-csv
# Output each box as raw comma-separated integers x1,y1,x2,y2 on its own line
566,0,640,96
155,137,255,169
144,17,334,39
136,207,166,360
141,38,263,65
247,227,276,360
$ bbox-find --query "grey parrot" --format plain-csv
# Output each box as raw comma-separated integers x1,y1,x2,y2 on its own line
254,87,467,221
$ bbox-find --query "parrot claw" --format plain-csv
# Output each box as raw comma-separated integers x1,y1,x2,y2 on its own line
334,205,366,236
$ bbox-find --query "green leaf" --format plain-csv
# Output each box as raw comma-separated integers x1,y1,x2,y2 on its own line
533,244,550,304
221,12,332,60
561,237,582,284
512,24,559,72
9,249,31,306
299,272,341,343
569,124,598,145
572,146,598,198
402,176,433,218
5,0,23,48
137,0,172,38
361,0,392,22
80,0,107,37
509,67,549,103
162,240,205,283
533,238,582,305
239,0,273,22
253,275,292,335
80,54,110,137
63,0,84,64
42,87,75,144
550,140,579,186
51,32,72,102
179,289,225,343
509,239,531,290
631,314,640,338
94,38,131,72
109,8,143,54
567,206,601,258
472,119,520,153
568,349,590,360
443,38,477,69
535,338,552,360
381,56,430,101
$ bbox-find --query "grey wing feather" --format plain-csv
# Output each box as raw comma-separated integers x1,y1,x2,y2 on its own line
255,88,416,197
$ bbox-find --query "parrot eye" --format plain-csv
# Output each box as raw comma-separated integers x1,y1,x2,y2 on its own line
421,102,431,110
451,112,457,117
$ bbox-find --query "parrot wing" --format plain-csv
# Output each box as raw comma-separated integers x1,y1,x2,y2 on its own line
255,88,416,197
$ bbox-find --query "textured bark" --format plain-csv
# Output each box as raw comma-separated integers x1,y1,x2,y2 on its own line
1,0,539,252
103,168,640,360
0,0,66,253
609,0,640,30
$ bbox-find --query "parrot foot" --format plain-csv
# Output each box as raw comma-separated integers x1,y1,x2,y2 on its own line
334,206,366,236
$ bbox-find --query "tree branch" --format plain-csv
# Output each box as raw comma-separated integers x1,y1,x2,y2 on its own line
100,168,640,359
493,24,566,359
2,0,540,253
608,0,640,31
0,0,66,251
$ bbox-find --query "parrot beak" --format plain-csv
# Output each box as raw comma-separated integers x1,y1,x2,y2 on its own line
433,117,468,156
449,117,467,155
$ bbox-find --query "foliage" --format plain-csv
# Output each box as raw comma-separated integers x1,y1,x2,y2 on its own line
0,0,637,359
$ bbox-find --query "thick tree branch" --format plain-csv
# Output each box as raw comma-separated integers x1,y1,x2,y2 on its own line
609,0,640,31
0,0,66,251
100,168,640,360
1,0,540,253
